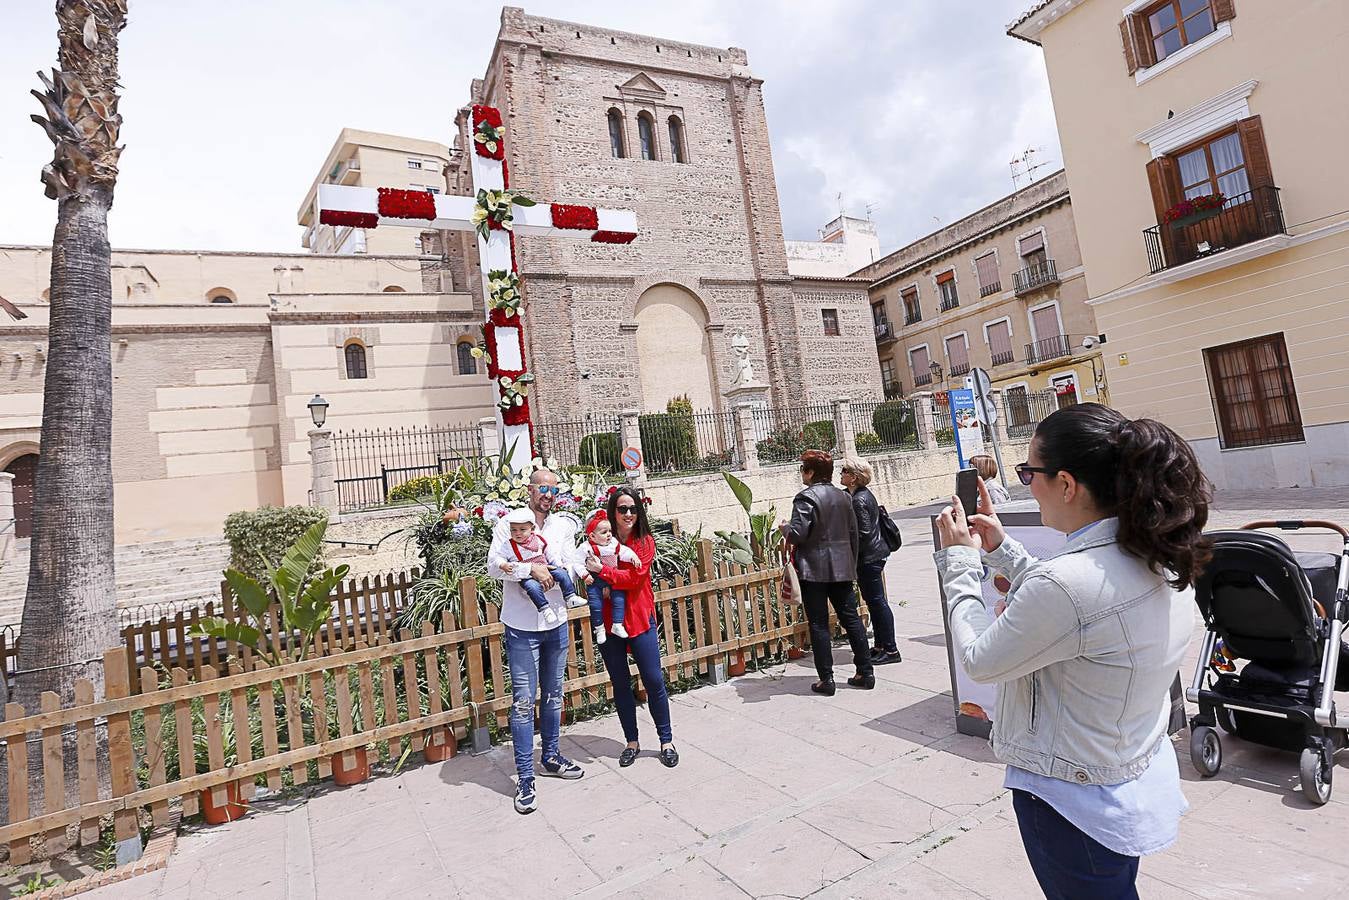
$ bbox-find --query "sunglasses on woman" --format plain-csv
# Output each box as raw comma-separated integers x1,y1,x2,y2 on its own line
615,504,639,515
1014,463,1058,486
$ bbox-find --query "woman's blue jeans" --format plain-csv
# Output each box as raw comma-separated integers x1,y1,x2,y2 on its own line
856,559,897,651
504,622,568,780
597,619,673,745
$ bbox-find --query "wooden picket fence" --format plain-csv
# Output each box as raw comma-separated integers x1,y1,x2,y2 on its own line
118,571,418,691
0,540,812,860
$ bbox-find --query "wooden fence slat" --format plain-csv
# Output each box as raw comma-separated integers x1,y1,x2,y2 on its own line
336,581,353,649
228,660,257,800
483,597,507,728
205,601,222,670
282,675,307,785
172,668,198,817
379,639,400,762
103,649,138,843
188,608,203,679
420,623,444,750
334,660,356,770
359,577,374,647
74,680,100,846
6,701,31,864
40,692,67,853
438,614,465,746
140,668,170,827
399,631,424,754
308,665,331,780
356,650,377,758
461,581,487,712
122,625,138,691
157,615,172,670
201,668,229,809
256,661,283,792
173,611,189,675
371,574,387,644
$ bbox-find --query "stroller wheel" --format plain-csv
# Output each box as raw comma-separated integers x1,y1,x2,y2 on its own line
1216,706,1237,734
1190,725,1222,777
1299,746,1332,806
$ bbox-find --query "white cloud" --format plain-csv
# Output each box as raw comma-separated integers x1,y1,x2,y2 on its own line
0,0,1059,257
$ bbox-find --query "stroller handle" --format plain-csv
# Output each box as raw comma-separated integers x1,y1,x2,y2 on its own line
1241,519,1349,540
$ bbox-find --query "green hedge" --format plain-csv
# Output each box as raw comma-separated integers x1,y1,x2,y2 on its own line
872,401,917,446
803,419,835,451
387,474,453,504
578,431,621,472
639,396,698,472
855,431,882,450
223,506,329,583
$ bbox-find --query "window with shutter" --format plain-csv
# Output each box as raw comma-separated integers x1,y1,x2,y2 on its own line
1018,232,1047,269
975,253,1000,296
822,308,840,336
1142,0,1217,62
987,321,1014,366
1204,333,1304,448
1030,305,1059,341
902,287,922,325
945,335,970,376
910,346,932,385
936,270,959,311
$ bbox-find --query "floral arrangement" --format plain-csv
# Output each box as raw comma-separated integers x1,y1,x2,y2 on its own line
471,188,536,239
319,209,378,229
471,105,506,160
1164,193,1225,223
550,203,599,230
591,230,637,244
377,187,438,221
497,373,535,413
486,269,522,317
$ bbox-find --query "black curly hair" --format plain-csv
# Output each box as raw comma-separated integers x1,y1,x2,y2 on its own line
1033,403,1213,590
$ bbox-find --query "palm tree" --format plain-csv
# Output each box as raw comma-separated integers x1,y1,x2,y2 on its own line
11,1,128,714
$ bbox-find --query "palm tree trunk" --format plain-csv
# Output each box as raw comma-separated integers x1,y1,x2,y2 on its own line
12,0,128,717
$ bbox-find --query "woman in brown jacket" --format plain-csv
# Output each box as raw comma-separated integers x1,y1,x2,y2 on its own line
781,450,875,695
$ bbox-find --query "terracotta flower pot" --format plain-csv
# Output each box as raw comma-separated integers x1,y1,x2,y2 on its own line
422,728,457,762
787,645,808,661
727,651,748,678
200,781,248,825
331,747,370,785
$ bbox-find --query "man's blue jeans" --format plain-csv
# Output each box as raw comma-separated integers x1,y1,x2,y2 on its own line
505,623,568,780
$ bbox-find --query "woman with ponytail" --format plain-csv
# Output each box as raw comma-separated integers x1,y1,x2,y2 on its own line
935,403,1211,899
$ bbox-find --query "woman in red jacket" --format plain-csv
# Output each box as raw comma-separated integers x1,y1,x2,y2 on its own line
585,486,679,768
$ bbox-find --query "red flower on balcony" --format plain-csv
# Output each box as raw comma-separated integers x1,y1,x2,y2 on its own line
550,204,600,230
377,187,437,220
1164,193,1225,223
591,230,637,244
319,209,378,229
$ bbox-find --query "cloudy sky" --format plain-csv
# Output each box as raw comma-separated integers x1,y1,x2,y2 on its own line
0,0,1059,256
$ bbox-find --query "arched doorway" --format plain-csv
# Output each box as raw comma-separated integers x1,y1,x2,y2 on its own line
5,453,38,539
633,284,717,413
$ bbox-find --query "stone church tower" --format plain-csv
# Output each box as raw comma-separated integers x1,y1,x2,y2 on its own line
446,7,881,418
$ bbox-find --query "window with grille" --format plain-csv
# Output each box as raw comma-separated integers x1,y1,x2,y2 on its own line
937,271,959,311
344,343,368,380
909,345,932,385
607,109,626,158
637,113,655,160
902,287,921,324
822,308,840,336
456,342,477,375
945,334,970,376
975,253,1001,297
986,320,1014,366
1204,333,1304,449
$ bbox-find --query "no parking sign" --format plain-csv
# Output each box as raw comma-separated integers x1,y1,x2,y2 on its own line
621,447,642,472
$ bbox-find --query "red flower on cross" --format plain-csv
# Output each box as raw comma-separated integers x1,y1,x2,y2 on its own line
377,187,437,220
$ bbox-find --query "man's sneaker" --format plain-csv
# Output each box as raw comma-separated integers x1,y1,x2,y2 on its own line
540,755,584,780
514,777,537,815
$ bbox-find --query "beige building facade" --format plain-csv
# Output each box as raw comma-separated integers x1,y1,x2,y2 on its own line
1010,0,1349,488
857,171,1105,422
297,130,451,257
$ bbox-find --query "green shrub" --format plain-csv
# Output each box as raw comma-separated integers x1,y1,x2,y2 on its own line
936,426,956,446
855,431,882,450
387,473,453,504
803,419,836,450
223,506,328,583
640,395,698,472
578,431,621,472
872,401,917,446
755,426,805,462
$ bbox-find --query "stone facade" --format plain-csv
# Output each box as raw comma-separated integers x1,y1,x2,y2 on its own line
447,7,883,417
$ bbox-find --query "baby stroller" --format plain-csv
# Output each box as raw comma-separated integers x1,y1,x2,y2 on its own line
1188,520,1347,805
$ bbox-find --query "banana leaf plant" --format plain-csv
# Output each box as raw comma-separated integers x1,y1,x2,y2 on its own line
190,519,350,666
714,471,778,566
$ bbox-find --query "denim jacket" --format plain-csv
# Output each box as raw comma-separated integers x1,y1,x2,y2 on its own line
935,518,1193,785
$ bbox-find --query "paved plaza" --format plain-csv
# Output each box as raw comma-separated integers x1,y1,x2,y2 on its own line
83,488,1349,899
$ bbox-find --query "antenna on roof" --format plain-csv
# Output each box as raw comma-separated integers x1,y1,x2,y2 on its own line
864,201,878,221
1010,146,1051,190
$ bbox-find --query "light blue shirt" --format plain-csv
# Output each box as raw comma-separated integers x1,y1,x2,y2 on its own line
1001,519,1189,857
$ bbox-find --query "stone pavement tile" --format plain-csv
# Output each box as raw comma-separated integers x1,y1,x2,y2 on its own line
307,788,421,856
556,798,704,880
450,830,601,898
823,860,986,898
402,747,522,816
653,769,791,837
155,844,289,900
536,767,650,832
300,769,409,818
1144,817,1348,898
81,869,167,900
704,817,869,898
1185,763,1349,861
875,658,958,695
878,740,1007,813
612,855,750,899
794,716,931,768
311,829,450,899
871,686,962,742
797,780,957,859
420,783,562,860
607,741,731,800
917,811,1043,899
734,734,872,797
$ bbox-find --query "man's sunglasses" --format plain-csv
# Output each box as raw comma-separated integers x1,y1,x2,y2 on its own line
615,504,639,515
534,485,561,496
1014,463,1058,486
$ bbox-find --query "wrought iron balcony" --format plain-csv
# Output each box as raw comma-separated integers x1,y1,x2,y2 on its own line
979,281,1002,298
1025,334,1072,365
904,310,922,326
1013,259,1058,295
913,372,933,387
948,362,971,378
874,321,896,343
990,349,1015,367
1143,186,1286,275
882,381,903,400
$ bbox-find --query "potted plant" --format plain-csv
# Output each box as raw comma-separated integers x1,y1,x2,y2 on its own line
193,703,251,825
1165,193,1225,230
422,728,457,762
332,746,370,785
727,649,748,677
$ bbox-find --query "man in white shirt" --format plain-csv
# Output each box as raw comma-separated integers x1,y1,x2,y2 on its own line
487,468,588,814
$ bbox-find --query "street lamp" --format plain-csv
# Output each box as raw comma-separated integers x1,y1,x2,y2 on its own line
307,394,329,429
928,360,943,386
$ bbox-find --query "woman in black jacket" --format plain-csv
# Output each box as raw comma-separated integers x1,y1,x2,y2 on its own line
780,450,875,695
841,457,901,664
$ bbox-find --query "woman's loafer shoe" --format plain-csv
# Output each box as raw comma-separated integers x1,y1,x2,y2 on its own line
811,680,837,696
658,746,680,768
619,746,640,767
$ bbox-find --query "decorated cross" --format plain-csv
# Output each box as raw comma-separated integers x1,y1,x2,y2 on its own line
316,105,638,474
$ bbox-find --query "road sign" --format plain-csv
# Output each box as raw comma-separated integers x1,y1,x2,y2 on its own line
621,447,643,472
967,367,997,425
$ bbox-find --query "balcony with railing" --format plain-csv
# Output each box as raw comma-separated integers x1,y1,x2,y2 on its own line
990,348,1015,367
1144,186,1286,275
1013,259,1058,295
1025,334,1072,365
978,280,1002,298
904,309,922,326
948,362,971,378
913,372,933,387
874,321,896,343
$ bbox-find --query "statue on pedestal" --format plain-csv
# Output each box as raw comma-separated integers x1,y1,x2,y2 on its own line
730,329,757,387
